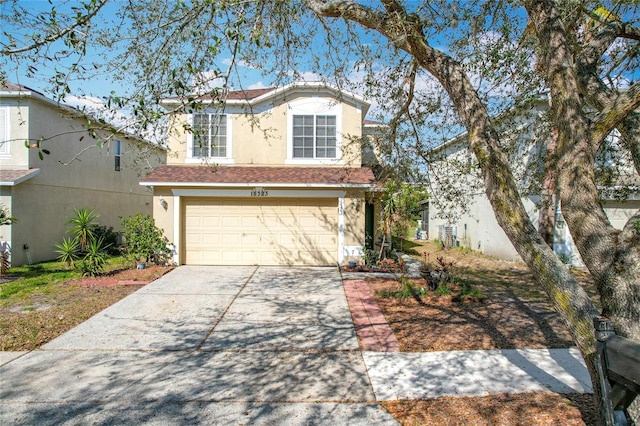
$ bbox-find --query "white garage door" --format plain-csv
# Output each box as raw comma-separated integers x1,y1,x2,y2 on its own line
183,197,338,265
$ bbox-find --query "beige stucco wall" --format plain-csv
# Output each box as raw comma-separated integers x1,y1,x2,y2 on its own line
166,91,364,167
2,97,166,266
603,200,640,230
151,188,175,244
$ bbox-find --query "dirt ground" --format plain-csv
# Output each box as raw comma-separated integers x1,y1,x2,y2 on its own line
0,265,172,351
372,241,598,425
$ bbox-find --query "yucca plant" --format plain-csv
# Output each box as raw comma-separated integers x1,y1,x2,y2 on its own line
54,237,80,269
68,208,99,252
79,237,109,277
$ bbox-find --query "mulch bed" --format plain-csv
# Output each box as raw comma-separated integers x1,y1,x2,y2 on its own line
351,241,598,425
73,265,173,286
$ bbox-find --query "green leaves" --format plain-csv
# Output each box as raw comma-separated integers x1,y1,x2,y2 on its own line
78,237,109,276
54,237,80,269
120,213,171,266
67,208,99,252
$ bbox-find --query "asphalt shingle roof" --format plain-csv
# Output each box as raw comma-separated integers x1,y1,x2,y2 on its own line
142,165,376,186
0,169,40,185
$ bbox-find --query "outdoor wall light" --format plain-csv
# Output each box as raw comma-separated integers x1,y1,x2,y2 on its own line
158,197,168,210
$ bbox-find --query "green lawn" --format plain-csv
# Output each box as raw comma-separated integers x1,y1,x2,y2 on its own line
0,257,127,304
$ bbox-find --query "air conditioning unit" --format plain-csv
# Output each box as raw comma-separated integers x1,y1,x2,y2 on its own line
438,225,457,249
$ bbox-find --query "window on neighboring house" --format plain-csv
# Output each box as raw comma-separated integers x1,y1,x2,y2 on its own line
293,115,336,159
193,113,228,158
114,140,121,171
0,107,9,156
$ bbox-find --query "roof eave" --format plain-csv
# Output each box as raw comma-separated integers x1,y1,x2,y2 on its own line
159,81,370,111
0,169,41,186
139,181,376,190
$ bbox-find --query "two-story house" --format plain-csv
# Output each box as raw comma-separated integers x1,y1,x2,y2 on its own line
0,82,166,266
426,98,640,265
141,82,378,266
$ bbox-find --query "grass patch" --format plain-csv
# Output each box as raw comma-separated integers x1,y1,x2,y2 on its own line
0,256,165,351
0,257,128,304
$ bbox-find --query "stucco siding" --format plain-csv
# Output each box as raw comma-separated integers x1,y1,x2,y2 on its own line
1,93,166,266
168,92,364,167
8,183,155,266
603,200,640,230
429,194,539,262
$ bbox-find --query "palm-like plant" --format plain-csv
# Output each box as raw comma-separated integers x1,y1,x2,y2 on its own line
68,208,99,252
54,237,80,269
0,204,17,226
79,237,108,277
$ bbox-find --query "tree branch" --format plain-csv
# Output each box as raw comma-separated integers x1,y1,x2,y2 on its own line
0,0,109,55
591,81,640,145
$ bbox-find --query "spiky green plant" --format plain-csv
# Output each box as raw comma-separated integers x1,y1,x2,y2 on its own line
0,204,17,226
79,237,108,277
54,237,80,269
67,208,99,252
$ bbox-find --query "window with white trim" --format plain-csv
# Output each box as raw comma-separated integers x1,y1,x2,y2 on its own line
0,107,9,156
192,113,228,158
287,97,342,164
293,115,336,159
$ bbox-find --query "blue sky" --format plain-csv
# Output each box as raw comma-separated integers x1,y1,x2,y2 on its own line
2,1,637,123
1,0,350,101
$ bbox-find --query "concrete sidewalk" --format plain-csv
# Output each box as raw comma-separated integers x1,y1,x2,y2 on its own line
364,348,592,400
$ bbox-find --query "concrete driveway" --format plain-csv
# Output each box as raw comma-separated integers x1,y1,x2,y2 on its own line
0,266,398,425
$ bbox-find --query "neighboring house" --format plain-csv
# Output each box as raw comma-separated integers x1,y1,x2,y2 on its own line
141,82,378,266
0,82,166,266
427,98,640,265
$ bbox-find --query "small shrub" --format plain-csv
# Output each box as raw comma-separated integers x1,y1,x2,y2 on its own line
90,224,119,255
54,237,79,269
420,256,457,290
436,282,453,296
79,238,108,277
120,213,171,266
362,246,380,266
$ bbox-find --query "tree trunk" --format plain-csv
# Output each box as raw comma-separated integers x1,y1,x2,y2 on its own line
538,128,558,247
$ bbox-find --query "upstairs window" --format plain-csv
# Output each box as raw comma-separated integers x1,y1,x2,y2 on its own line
193,113,228,158
114,140,121,171
293,115,336,159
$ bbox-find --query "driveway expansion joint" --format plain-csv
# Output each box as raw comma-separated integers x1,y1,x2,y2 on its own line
195,265,259,350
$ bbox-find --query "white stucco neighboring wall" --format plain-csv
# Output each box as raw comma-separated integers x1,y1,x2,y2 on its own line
428,194,540,261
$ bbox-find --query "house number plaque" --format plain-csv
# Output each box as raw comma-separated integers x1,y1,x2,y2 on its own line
250,187,269,197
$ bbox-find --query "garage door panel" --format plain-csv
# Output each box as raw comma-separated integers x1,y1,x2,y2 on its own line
184,197,338,265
